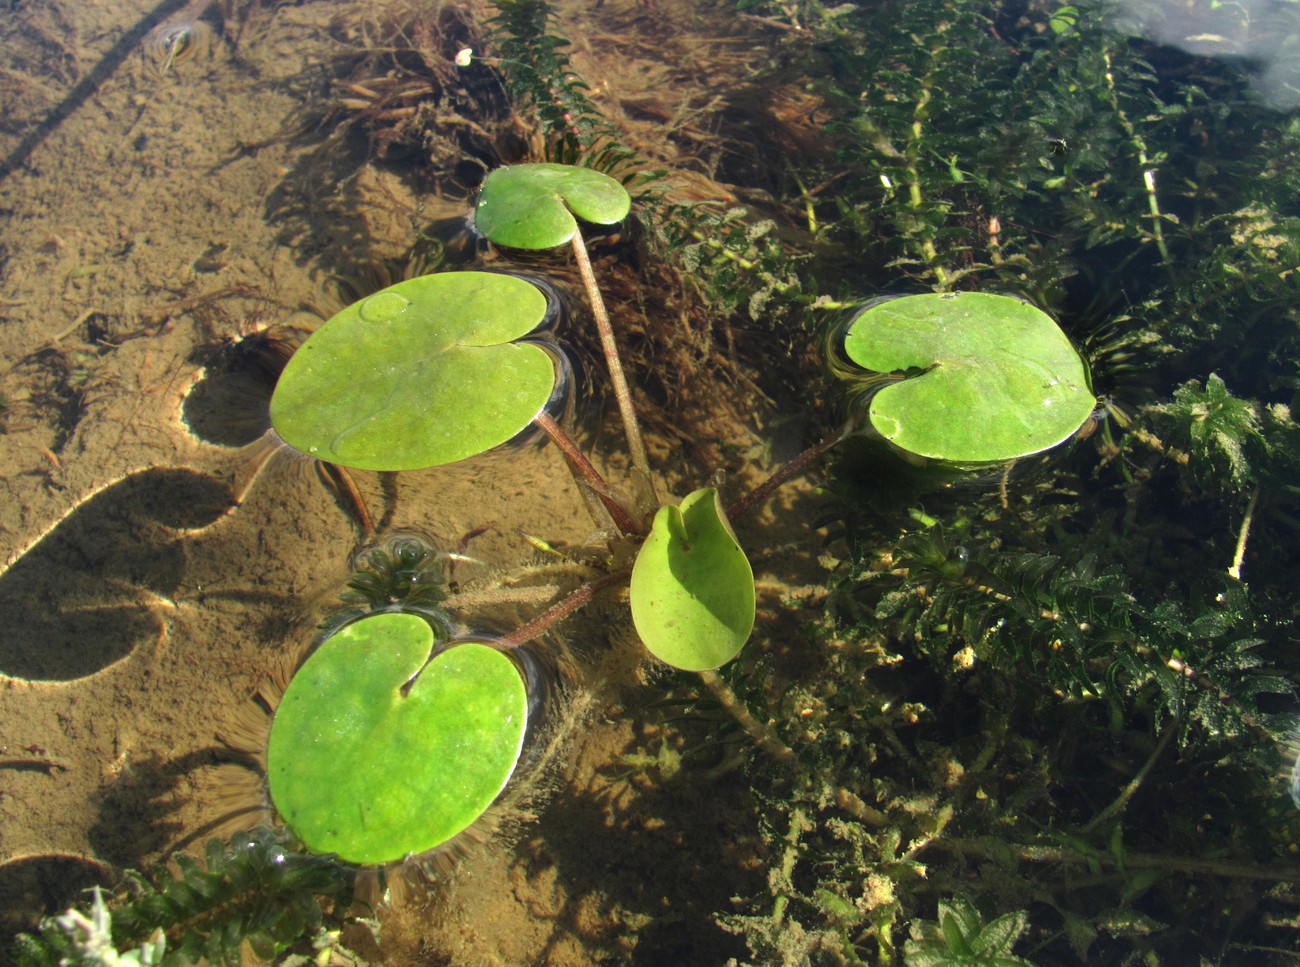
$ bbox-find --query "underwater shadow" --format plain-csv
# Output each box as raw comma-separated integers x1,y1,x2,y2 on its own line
0,469,235,681
0,0,194,183
86,747,234,871
0,853,113,955
502,711,760,964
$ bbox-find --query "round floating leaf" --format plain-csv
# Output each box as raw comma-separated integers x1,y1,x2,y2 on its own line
630,488,755,671
843,292,1095,463
266,612,527,866
474,163,631,250
270,272,556,470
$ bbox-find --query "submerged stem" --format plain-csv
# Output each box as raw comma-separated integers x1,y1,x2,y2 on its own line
317,461,374,536
534,411,640,537
569,231,654,492
904,40,950,290
770,808,809,926
727,423,851,522
941,837,1300,881
698,669,797,768
498,573,624,646
1228,487,1260,581
1080,719,1177,834
1103,52,1172,268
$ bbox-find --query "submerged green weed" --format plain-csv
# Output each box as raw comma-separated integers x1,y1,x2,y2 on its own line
696,0,1300,961
12,831,354,967
903,896,1034,967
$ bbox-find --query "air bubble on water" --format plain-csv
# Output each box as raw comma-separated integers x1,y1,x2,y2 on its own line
359,291,412,322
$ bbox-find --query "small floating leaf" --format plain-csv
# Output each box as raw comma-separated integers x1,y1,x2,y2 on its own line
266,612,528,866
270,271,556,470
630,488,755,671
843,292,1096,464
474,163,631,250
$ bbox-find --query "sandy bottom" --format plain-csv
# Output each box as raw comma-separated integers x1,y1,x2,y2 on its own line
0,0,827,961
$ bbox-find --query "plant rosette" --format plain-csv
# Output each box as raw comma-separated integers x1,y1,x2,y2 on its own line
842,292,1096,465
266,611,530,866
270,271,561,470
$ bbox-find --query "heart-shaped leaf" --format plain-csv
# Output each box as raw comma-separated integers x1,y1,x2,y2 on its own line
630,488,755,671
266,612,527,865
843,292,1095,463
474,163,631,250
270,272,557,470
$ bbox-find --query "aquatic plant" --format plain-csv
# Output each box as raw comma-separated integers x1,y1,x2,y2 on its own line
317,530,452,640
13,888,166,967
486,0,623,162
630,487,755,671
248,151,1131,967
143,13,214,76
271,270,564,471
473,162,651,484
12,830,353,967
15,0,1300,959
486,0,802,326
701,0,1300,960
902,896,1034,967
268,612,532,865
840,292,1096,464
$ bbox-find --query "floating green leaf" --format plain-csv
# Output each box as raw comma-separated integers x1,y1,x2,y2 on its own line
630,488,755,671
844,292,1095,463
270,272,556,470
266,612,527,866
474,162,631,250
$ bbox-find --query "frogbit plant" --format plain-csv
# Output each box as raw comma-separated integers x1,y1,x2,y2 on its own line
474,162,651,488
270,270,559,471
261,160,1096,870
261,161,767,871
267,612,529,865
841,292,1096,465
